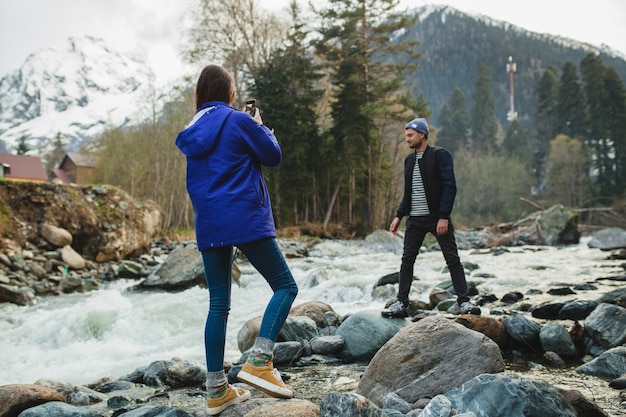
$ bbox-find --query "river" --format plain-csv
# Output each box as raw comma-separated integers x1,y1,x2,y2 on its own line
1,234,624,414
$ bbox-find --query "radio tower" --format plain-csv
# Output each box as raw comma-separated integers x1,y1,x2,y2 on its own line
507,56,517,121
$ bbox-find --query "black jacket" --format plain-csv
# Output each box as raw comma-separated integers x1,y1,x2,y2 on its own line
396,144,457,220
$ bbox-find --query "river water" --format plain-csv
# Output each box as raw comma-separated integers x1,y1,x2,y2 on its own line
1,234,625,413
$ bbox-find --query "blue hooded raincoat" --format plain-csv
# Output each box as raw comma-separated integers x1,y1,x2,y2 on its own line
175,101,281,250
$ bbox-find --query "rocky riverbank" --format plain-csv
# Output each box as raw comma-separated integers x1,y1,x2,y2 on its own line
3,181,626,416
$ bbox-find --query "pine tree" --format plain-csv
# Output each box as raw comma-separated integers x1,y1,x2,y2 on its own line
45,133,66,177
533,66,559,185
580,53,612,196
313,0,422,231
437,87,468,154
470,64,497,154
603,66,626,193
501,119,530,162
556,61,586,139
251,1,324,226
15,135,30,155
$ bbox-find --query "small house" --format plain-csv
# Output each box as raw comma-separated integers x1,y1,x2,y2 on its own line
0,153,48,182
52,153,96,185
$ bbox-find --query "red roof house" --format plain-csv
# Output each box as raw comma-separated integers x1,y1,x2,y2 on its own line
0,153,48,182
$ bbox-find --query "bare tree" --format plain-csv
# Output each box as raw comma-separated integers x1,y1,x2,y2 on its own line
183,0,290,103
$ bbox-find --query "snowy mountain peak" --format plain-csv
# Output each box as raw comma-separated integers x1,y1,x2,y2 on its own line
0,35,154,154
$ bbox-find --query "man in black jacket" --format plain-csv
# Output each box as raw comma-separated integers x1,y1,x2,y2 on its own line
382,118,480,318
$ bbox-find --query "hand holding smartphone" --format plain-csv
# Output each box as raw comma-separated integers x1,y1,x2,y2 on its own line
245,99,257,117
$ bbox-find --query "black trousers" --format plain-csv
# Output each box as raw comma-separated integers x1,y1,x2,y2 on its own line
397,215,469,305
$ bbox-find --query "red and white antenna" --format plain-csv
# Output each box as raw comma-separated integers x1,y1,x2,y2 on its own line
507,56,517,121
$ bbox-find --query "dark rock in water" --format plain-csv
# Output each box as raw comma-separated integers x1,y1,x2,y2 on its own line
596,274,626,281
501,292,523,304
445,373,577,417
609,374,626,389
547,287,576,295
376,272,400,286
531,302,566,320
575,283,597,291
558,300,598,320
504,314,541,352
476,293,498,305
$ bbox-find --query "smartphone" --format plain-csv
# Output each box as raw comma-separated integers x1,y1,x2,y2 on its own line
245,99,257,117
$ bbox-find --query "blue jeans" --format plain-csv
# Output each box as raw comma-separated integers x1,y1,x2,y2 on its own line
201,237,298,372
397,215,469,305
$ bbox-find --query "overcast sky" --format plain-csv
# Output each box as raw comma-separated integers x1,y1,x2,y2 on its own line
1,0,625,86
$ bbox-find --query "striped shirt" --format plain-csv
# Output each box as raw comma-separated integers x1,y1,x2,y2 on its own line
410,151,430,216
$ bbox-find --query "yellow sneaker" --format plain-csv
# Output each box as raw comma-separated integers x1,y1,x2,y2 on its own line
206,384,251,415
237,361,294,398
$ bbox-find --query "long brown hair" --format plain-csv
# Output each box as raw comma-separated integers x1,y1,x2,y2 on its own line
195,65,235,110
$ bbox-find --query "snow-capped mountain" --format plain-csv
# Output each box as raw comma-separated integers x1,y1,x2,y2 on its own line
0,35,154,154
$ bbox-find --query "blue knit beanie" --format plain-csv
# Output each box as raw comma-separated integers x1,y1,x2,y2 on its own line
405,118,429,138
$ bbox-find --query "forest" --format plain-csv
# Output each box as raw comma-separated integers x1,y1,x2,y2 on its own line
74,0,626,236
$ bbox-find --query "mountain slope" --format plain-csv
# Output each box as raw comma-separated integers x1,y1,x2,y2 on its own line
405,5,626,130
0,35,154,153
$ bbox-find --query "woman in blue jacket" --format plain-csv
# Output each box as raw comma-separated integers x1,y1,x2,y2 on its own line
176,64,298,415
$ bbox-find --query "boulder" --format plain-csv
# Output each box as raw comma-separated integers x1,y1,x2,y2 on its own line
0,384,66,417
576,346,626,379
336,310,408,363
445,373,577,417
61,245,86,269
40,223,73,247
588,227,626,250
14,401,101,417
289,301,336,328
0,283,35,305
482,204,580,247
453,315,510,349
584,303,626,349
357,315,504,405
138,243,205,291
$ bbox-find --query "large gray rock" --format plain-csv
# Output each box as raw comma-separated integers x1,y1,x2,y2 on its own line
17,401,101,417
357,315,504,406
335,310,407,363
445,373,577,417
139,243,205,291
588,227,626,250
481,204,580,246
320,391,388,417
576,346,626,378
503,314,541,350
539,323,578,358
584,303,626,348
